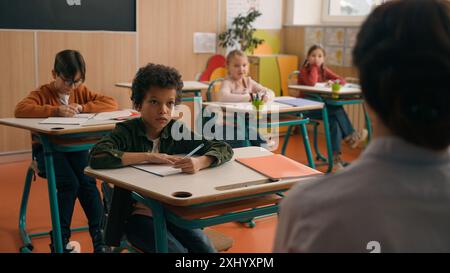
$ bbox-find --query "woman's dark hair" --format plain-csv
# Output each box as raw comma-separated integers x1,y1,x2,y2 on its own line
353,0,450,150
131,63,184,109
302,44,326,79
54,49,86,81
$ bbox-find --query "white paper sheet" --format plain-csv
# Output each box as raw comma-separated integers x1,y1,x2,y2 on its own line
131,164,182,177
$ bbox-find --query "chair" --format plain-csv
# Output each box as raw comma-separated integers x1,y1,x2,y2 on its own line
19,135,107,253
205,78,224,102
198,55,226,82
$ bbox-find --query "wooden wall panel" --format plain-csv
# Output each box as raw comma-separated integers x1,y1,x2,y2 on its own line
138,0,220,80
37,32,137,110
0,31,36,153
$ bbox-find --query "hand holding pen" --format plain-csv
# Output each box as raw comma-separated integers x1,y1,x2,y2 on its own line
173,143,214,174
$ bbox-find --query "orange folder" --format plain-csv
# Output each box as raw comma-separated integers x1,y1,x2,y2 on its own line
236,154,322,180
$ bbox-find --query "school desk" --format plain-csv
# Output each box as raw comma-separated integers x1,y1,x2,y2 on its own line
288,84,373,172
84,146,321,253
115,81,209,97
202,97,324,168
0,117,120,253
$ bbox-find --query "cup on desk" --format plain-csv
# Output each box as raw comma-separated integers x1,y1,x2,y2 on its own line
331,81,341,99
250,93,265,111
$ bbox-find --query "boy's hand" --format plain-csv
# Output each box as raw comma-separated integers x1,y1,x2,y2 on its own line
69,103,83,113
146,153,181,165
173,156,214,174
57,105,80,117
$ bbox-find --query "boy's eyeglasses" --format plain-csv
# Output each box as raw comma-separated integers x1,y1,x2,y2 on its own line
59,75,84,87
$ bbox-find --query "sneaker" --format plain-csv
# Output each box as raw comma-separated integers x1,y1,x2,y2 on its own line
66,241,81,253
345,129,368,149
263,139,277,151
50,239,81,253
333,161,345,172
332,154,345,172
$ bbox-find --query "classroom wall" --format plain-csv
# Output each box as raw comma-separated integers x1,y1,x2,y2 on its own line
0,0,226,154
284,0,322,25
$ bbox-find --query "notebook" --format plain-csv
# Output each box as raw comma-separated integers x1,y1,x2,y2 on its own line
131,164,181,177
39,117,91,125
236,154,322,180
274,98,322,107
39,110,139,126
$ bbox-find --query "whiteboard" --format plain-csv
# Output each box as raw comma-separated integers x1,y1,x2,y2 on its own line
227,0,282,30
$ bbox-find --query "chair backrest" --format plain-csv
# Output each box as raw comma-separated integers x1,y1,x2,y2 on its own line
198,55,226,82
287,70,301,97
287,70,300,85
209,67,227,81
206,78,224,102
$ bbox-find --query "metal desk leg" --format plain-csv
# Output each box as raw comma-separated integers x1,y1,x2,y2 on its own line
281,125,293,155
147,199,169,253
363,103,372,142
40,135,63,253
321,107,334,173
299,123,315,168
18,166,35,252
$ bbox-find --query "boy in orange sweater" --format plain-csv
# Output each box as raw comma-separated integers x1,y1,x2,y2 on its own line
15,49,118,252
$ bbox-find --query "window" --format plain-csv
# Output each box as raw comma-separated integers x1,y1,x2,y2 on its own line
322,0,387,24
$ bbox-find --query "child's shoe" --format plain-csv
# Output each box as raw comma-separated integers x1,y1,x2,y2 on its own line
91,229,110,253
66,241,81,253
345,129,368,149
332,154,345,172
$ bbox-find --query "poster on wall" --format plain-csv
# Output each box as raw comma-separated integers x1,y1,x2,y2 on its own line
0,0,136,31
325,46,345,66
325,28,346,47
304,27,325,54
193,33,217,54
344,47,354,67
227,0,282,30
345,28,359,47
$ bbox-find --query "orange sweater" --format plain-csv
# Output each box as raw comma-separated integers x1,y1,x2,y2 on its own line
15,82,118,118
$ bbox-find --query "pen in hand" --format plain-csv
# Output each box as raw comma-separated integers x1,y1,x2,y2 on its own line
181,143,205,159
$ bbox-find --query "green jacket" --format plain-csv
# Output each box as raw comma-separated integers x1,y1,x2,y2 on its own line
88,118,233,247
89,117,233,169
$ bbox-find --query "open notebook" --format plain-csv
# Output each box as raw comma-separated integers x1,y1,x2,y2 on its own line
39,110,139,126
236,154,322,180
131,164,181,177
274,98,322,107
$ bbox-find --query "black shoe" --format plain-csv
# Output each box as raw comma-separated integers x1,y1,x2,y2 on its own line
91,229,110,253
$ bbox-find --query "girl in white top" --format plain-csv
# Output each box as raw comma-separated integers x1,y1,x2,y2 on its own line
218,50,275,102
216,50,276,149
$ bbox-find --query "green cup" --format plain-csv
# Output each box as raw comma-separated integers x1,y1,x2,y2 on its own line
252,100,264,110
331,83,341,92
331,83,341,99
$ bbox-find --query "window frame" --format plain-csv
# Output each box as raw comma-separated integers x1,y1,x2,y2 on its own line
321,0,376,25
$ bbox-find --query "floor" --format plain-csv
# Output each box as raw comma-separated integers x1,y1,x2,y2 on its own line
0,132,363,253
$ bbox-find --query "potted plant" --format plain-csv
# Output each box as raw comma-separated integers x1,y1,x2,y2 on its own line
218,9,264,54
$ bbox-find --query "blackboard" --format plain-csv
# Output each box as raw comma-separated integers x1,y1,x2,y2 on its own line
0,0,136,32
